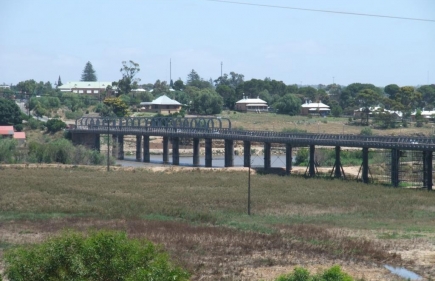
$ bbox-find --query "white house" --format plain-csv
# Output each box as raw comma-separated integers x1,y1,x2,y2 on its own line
300,100,330,116
58,82,113,95
235,95,268,112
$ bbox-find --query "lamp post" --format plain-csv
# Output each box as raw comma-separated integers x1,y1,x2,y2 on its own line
248,157,251,216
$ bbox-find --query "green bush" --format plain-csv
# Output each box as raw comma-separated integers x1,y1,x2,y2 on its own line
295,148,309,166
275,265,354,281
3,230,189,281
27,118,40,130
360,127,373,136
46,118,67,133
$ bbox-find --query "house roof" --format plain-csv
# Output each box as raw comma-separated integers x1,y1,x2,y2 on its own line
13,132,26,139
301,102,330,108
356,106,403,117
58,82,113,90
0,126,14,135
236,97,267,104
139,95,181,106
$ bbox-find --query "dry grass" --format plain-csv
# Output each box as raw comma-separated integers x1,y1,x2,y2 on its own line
1,166,435,279
220,112,433,136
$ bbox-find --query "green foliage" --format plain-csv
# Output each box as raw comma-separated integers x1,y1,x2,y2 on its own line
192,88,223,115
27,118,43,130
360,127,373,136
14,124,23,132
275,265,354,281
81,61,97,81
0,137,17,163
331,105,342,117
64,110,84,120
103,97,129,117
0,97,23,126
3,230,189,281
274,93,302,115
45,118,67,133
295,148,308,166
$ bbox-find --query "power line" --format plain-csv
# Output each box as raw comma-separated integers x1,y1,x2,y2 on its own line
204,0,435,23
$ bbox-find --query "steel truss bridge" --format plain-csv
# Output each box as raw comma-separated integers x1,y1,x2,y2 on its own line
69,117,435,189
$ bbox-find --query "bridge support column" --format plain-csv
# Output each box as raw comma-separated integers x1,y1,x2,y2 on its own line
111,135,118,158
117,135,124,160
264,142,271,170
224,140,234,167
205,138,212,167
309,145,316,177
285,144,292,175
423,151,433,190
172,137,180,165
334,146,342,178
362,147,369,184
143,135,150,163
163,136,169,164
95,134,100,152
391,149,400,187
193,138,200,167
244,141,251,167
135,135,141,162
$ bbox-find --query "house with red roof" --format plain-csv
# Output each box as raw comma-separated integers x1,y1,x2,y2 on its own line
0,126,26,144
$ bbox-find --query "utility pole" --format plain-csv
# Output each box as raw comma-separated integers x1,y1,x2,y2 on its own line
170,58,172,86
221,61,223,77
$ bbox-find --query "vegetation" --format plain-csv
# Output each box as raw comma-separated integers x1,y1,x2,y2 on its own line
276,265,353,281
80,61,97,81
45,118,66,133
3,230,189,281
1,167,433,279
0,97,22,126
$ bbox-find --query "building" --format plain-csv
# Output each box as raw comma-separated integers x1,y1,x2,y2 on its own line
57,81,113,95
300,101,330,116
354,107,402,120
411,110,435,121
235,96,268,112
0,126,26,145
139,95,182,114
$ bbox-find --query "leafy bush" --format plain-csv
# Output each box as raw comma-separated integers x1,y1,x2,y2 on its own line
294,148,309,166
27,118,40,130
275,265,353,281
0,138,17,163
3,230,190,281
14,124,23,132
65,110,84,120
360,127,373,136
46,118,67,133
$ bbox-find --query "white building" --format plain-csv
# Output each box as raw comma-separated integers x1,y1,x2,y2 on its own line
58,82,113,95
235,95,268,112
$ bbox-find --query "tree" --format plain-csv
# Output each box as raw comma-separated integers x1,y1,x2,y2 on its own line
46,118,67,133
186,69,211,89
173,79,185,91
3,230,189,281
0,98,23,126
113,60,141,97
80,61,97,81
103,97,129,117
216,84,236,109
384,84,400,100
274,94,301,115
57,75,63,87
192,88,223,115
356,89,381,125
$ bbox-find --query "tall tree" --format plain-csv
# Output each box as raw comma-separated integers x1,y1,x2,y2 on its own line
57,76,63,87
80,61,97,81
0,98,23,126
112,60,141,97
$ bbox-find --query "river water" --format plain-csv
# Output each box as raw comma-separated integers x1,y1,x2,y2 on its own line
117,154,289,168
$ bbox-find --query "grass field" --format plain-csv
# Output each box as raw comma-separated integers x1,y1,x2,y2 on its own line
1,166,434,280
218,112,433,136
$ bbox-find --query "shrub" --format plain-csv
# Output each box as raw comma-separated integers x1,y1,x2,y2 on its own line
275,265,354,281
46,118,67,133
295,148,309,166
14,124,23,132
3,230,190,281
360,127,373,136
27,118,40,130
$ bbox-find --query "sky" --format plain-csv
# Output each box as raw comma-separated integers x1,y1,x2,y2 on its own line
1,0,434,87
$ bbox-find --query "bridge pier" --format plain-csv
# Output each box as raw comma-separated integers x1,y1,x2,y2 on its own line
224,139,234,167
285,144,292,175
423,151,433,190
111,135,118,158
333,146,343,178
95,134,100,152
362,147,369,184
205,138,212,167
117,135,124,160
264,142,271,170
244,141,251,167
143,135,150,163
309,145,316,177
172,137,180,165
163,136,169,164
135,135,141,162
193,138,200,167
391,149,400,187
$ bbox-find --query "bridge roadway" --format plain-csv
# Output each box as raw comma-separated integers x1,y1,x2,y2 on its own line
69,117,434,189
